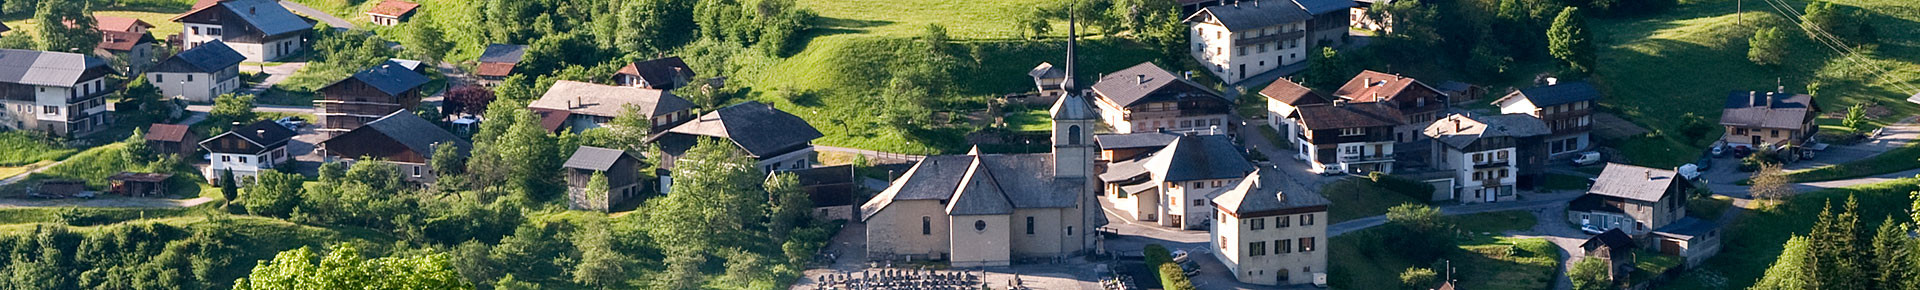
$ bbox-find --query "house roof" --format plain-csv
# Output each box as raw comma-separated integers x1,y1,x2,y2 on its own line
332,110,470,159
1333,70,1438,103
333,60,430,96
1029,62,1064,79
389,58,423,71
97,30,156,52
1099,158,1151,183
146,124,191,142
1435,81,1475,93
781,164,857,207
0,22,9,34
475,62,516,77
528,80,695,118
367,0,420,17
531,108,571,132
1588,163,1679,202
94,15,153,33
1424,113,1550,149
1567,194,1624,214
860,153,1086,221
615,57,695,86
212,120,296,147
478,44,528,64
563,146,636,171
1653,217,1720,240
662,101,823,158
1260,77,1329,105
1090,62,1229,108
1095,132,1181,150
1050,92,1100,120
1582,228,1636,257
0,49,111,87
1495,81,1601,107
1213,169,1329,216
1295,102,1406,129
174,0,313,37
1184,1,1315,31
1720,91,1817,130
155,40,245,73
1142,135,1254,182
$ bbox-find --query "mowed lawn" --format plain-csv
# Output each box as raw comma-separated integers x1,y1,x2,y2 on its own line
798,0,1062,39
4,10,189,43
1592,0,1920,167
1665,178,1920,289
1330,211,1558,290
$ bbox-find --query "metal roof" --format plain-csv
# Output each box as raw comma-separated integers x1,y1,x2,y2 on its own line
1213,169,1328,216
338,60,430,96
478,44,528,64
564,146,636,171
1495,81,1601,107
161,40,245,73
1424,113,1550,149
1587,163,1680,202
529,80,694,118
1185,1,1312,31
1091,62,1229,108
0,49,110,87
1095,132,1181,150
1142,134,1255,182
661,101,822,158
357,110,469,159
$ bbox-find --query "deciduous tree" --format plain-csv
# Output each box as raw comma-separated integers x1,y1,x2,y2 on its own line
1748,27,1787,67
1569,258,1611,290
33,0,99,53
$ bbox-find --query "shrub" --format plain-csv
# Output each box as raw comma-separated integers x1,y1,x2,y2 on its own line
1143,244,1196,290
1369,172,1437,201
1400,267,1438,289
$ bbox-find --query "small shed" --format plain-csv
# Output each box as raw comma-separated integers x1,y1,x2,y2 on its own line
145,123,199,157
110,172,175,197
1581,228,1638,283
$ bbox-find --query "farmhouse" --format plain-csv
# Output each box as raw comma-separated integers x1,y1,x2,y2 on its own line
366,0,420,26
147,40,246,102
0,49,117,137
315,60,430,134
1331,71,1447,142
1290,101,1405,174
650,101,823,192
318,110,471,184
561,146,643,212
92,16,160,74
172,0,314,62
1565,163,1689,237
476,44,528,86
1100,134,1255,229
1720,90,1820,154
1028,62,1068,98
1184,0,1355,84
145,123,200,157
1089,62,1234,136
1261,77,1330,141
1422,113,1549,203
1495,81,1600,157
527,80,696,133
612,57,696,90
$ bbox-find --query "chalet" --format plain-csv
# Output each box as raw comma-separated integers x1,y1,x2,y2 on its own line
1331,71,1447,142
172,0,314,62
1211,169,1329,286
0,49,117,137
387,58,428,74
318,110,471,184
1261,77,1330,140
366,0,420,26
1721,90,1820,155
147,40,245,102
612,57,696,90
145,123,200,156
1423,113,1549,203
93,16,159,74
1435,81,1487,103
527,80,696,133
1495,81,1600,157
562,146,642,212
1291,102,1405,174
1029,62,1067,98
315,60,430,134
1102,134,1256,229
199,120,295,185
1090,62,1234,135
651,101,823,192
1094,131,1180,162
782,164,858,221
475,44,527,86
1581,228,1637,283
1566,163,1690,237
1185,0,1355,84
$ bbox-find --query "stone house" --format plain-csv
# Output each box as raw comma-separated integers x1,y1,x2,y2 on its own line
1720,90,1819,155
1100,134,1255,229
1211,169,1329,286
1089,62,1234,136
1566,163,1689,237
1184,0,1354,84
1423,113,1549,203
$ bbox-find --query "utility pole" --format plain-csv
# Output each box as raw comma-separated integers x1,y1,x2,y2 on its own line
1738,0,1743,26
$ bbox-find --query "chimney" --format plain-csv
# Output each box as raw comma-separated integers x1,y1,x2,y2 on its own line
1749,91,1759,107
249,7,256,15
1183,71,1192,80
256,129,266,137
1545,77,1558,86
1645,170,1652,180
1136,75,1147,85
565,100,573,108
1364,77,1373,87
1452,118,1461,131
1766,92,1778,108
1332,99,1346,107
1778,85,1786,94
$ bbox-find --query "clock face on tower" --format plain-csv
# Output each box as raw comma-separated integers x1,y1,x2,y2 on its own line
974,220,987,231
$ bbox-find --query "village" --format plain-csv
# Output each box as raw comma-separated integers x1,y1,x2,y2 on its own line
0,0,1916,289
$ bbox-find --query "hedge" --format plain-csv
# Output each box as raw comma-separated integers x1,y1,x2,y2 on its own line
1144,244,1198,290
1370,172,1437,201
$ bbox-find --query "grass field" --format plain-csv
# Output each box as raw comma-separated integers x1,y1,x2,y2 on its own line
797,0,1062,39
3,10,189,43
0,132,77,167
1330,211,1558,290
1321,177,1427,222
1591,0,1920,168
1665,177,1920,289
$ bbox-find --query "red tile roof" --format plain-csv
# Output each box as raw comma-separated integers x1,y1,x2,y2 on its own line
97,30,155,52
146,124,191,142
93,15,152,33
367,0,420,17
1259,77,1328,105
475,62,517,77
1333,70,1423,103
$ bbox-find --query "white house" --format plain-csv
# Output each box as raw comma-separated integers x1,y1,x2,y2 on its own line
1493,81,1601,157
1211,169,1330,286
1260,77,1330,140
1291,102,1405,174
198,120,295,185
1100,134,1256,229
1423,113,1549,203
0,49,117,137
1184,0,1354,84
147,40,246,102
173,0,314,62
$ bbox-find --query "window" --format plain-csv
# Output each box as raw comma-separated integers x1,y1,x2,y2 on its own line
186,74,194,82
1497,151,1509,161
975,220,987,231
192,27,199,35
1299,237,1316,252
1499,169,1508,178
413,166,422,176
1067,125,1082,145
154,74,163,83
1252,218,1265,230
1279,239,1293,253
1250,241,1266,256
42,106,56,114
1301,214,1314,225
221,156,230,162
1279,269,1292,282
1237,46,1247,56
1771,130,1780,138
922,217,931,235
1342,146,1360,155
1279,216,1291,227
1026,217,1035,235
1473,172,1483,181
1734,128,1748,135
1067,226,1074,236
1193,199,1204,206
1194,182,1205,189
1181,120,1193,128
1473,153,1484,163
1220,237,1228,249
238,156,248,163
1340,128,1364,136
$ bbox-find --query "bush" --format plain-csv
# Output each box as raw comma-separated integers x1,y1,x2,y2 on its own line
1400,267,1438,289
1370,172,1437,201
1143,244,1196,290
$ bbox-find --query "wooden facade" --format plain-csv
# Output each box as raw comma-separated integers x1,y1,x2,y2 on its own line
316,77,422,134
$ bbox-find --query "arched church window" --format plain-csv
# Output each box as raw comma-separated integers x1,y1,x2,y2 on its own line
1068,125,1082,145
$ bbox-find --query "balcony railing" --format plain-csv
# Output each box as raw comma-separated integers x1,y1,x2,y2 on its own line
1338,154,1393,163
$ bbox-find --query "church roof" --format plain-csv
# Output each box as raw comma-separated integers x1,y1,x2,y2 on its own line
860,153,1085,221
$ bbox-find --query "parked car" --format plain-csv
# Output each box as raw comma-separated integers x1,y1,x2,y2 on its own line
1732,146,1754,158
276,116,307,130
1710,144,1727,158
1571,151,1604,166
1319,164,1345,176
1580,223,1606,235
1695,156,1714,171
1677,163,1702,180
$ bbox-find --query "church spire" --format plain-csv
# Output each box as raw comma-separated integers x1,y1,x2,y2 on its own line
1063,0,1078,92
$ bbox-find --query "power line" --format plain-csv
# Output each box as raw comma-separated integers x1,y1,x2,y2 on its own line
1753,0,1920,95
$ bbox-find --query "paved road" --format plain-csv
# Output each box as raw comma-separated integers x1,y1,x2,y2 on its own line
815,145,927,164
239,62,306,95
279,1,356,30
185,104,316,115
1702,117,1920,196
1327,192,1584,236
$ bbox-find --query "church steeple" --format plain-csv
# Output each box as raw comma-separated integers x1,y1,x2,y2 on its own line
1062,1,1078,92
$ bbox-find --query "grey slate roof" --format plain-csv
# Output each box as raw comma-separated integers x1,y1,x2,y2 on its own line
478,44,528,63
158,40,245,73
1186,1,1312,31
1296,102,1406,129
0,49,110,87
1424,113,1550,149
338,60,430,96
231,119,296,145
208,0,312,36
1496,81,1601,107
1142,135,1255,182
860,152,1085,221
663,101,823,158
390,59,423,71
358,110,470,159
1029,62,1064,79
1654,217,1719,240
1090,62,1229,108
564,146,636,171
1297,0,1358,14
1588,163,1679,202
1721,91,1816,130
1582,228,1636,257
1051,93,1100,120
1213,169,1329,216
1099,158,1150,182
529,80,694,118
1095,132,1181,150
